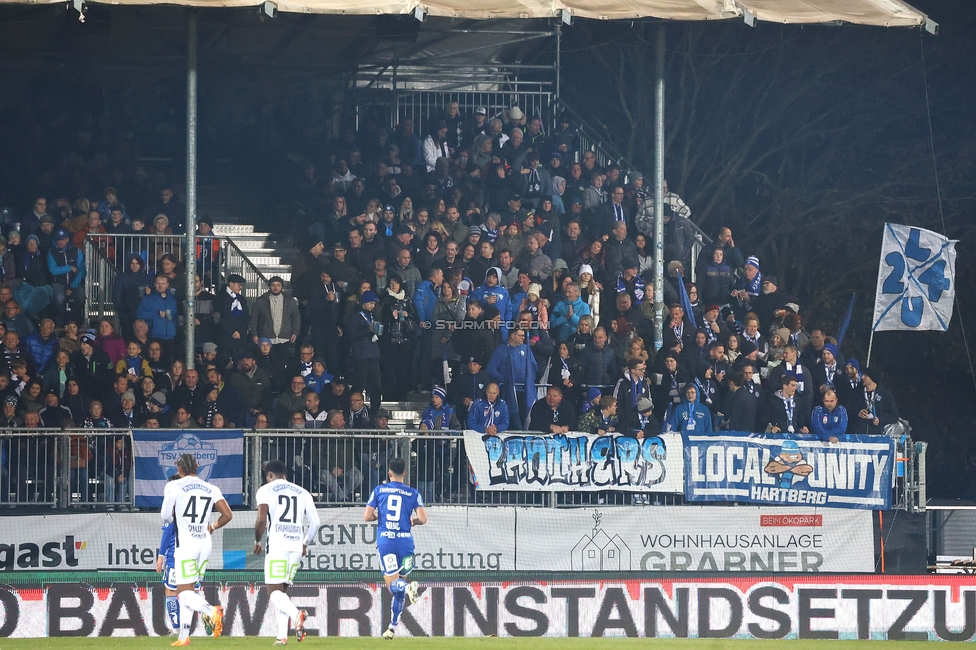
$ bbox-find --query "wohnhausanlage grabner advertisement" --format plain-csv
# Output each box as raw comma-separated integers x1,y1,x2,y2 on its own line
0,506,872,573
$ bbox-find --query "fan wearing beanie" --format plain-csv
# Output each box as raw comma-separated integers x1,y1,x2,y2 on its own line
733,255,762,317
345,289,383,412
812,342,843,403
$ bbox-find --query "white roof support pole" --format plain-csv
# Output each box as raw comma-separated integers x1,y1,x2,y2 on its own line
652,23,666,352
184,9,198,367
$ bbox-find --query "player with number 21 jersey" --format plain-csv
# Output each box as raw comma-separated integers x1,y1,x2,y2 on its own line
255,461,320,645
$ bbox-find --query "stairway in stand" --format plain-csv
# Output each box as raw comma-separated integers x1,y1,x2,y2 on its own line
210,221,432,419
212,223,297,287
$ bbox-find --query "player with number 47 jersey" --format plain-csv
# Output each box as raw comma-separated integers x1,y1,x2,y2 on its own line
254,461,321,645
363,457,426,640
161,454,233,646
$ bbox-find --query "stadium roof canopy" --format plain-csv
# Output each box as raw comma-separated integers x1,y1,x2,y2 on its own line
0,0,936,30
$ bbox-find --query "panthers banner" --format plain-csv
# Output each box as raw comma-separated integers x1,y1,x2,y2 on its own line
132,429,244,507
684,432,894,510
464,430,683,493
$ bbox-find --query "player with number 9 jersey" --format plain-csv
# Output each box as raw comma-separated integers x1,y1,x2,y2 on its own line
363,458,426,639
369,480,424,575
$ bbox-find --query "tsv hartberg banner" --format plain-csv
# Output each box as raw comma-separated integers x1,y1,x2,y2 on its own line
684,433,893,509
873,223,957,332
133,429,244,507
464,430,683,493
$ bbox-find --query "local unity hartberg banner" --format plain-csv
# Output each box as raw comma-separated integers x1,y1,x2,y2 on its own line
873,223,957,332
132,429,244,507
684,432,894,509
464,430,683,493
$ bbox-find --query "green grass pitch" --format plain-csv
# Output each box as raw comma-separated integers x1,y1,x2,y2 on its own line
0,639,949,650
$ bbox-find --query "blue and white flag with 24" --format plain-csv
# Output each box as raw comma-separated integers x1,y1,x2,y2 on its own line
133,429,244,507
873,224,957,332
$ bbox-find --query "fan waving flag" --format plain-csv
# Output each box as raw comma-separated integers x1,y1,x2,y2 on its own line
872,224,957,332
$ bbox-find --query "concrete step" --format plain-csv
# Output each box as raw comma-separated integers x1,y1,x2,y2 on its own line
225,233,290,247
213,224,256,235
230,238,297,253
256,265,293,276
381,401,432,428
246,256,287,267
230,247,300,260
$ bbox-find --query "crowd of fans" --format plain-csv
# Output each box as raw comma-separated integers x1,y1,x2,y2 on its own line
0,100,903,506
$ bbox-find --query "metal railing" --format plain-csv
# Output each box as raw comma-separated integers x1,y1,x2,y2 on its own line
223,239,271,301
1,428,923,513
84,233,237,325
84,233,207,325
348,88,554,136
0,430,60,507
395,90,554,133
84,238,121,323
0,429,134,509
552,98,635,174
894,436,926,513
244,429,684,508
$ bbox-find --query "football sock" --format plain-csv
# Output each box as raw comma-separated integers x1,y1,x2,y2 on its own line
177,592,193,641
179,589,214,618
390,579,407,627
166,595,180,630
275,609,290,641
270,590,300,623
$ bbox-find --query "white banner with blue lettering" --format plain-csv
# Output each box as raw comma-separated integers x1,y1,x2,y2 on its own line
873,223,957,332
684,433,894,510
133,429,244,507
464,430,684,493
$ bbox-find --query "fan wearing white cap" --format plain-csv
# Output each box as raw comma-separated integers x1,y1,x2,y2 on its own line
463,106,489,149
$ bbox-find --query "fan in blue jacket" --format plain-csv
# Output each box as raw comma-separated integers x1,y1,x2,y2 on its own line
467,383,510,434
471,267,512,338
665,383,713,433
810,389,849,443
550,283,590,343
487,328,538,430
413,267,442,325
136,275,178,340
24,320,60,374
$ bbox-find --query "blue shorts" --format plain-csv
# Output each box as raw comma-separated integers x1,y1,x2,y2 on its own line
162,559,177,590
377,539,415,577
